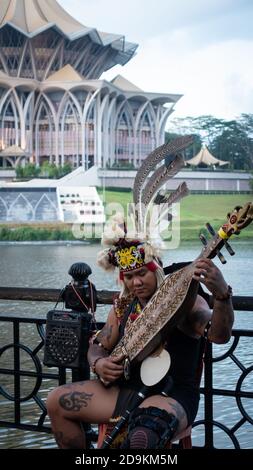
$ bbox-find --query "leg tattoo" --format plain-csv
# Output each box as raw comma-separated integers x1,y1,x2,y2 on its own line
167,399,186,422
59,391,93,411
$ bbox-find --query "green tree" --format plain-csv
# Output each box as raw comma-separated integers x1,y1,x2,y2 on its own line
190,115,225,146
16,163,40,179
165,131,202,160
24,163,40,178
210,120,252,170
58,163,73,177
167,113,253,170
40,162,59,178
249,175,253,192
168,115,225,147
15,165,24,178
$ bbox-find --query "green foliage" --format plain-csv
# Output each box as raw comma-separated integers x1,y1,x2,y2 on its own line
15,163,40,179
97,190,253,241
0,226,75,241
15,165,24,178
40,162,59,178
167,113,253,171
59,163,73,177
15,162,73,180
165,131,202,160
1,192,252,242
210,120,252,170
249,175,253,192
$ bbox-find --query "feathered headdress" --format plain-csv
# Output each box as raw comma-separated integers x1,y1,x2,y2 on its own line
97,136,193,276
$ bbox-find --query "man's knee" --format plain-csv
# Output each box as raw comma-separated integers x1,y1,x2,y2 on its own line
121,406,179,449
46,388,62,417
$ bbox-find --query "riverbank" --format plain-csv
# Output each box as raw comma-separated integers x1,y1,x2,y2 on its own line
0,240,89,245
0,221,252,242
0,193,252,241
0,223,75,241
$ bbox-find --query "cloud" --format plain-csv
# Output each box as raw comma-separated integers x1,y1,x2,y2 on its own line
59,0,253,42
103,35,253,120
58,0,253,119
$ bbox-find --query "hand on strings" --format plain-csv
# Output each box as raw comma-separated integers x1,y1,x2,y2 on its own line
193,258,229,298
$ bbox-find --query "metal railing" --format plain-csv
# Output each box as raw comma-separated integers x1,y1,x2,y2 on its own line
0,287,253,449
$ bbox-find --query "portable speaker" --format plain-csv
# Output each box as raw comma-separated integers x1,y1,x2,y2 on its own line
43,310,92,368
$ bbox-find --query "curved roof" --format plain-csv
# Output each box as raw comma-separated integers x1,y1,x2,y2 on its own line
0,144,27,156
0,0,138,53
111,75,143,92
186,146,229,166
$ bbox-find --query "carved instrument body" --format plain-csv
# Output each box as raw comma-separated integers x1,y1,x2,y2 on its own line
111,202,253,366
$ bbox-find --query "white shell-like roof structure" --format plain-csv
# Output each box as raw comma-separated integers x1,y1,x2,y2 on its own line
186,146,229,166
0,0,137,52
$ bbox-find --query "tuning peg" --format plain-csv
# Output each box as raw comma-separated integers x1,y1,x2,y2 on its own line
205,223,226,262
206,222,215,236
224,241,235,256
206,220,235,255
216,251,227,264
199,233,208,246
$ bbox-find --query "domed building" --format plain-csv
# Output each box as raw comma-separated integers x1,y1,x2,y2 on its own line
0,0,181,170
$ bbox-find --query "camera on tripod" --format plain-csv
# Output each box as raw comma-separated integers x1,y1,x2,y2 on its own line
61,262,97,313
44,262,97,369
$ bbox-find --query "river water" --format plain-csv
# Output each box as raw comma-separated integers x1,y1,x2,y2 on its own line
0,241,252,449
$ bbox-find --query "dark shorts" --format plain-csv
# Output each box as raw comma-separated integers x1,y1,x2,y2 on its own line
113,384,200,427
168,385,200,425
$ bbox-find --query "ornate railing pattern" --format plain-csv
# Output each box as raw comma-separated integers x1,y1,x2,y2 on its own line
0,287,252,448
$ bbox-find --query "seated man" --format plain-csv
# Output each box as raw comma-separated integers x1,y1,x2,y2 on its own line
46,231,234,449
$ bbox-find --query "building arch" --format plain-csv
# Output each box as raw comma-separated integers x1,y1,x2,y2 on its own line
96,91,109,168
136,102,156,166
114,101,134,166
34,194,58,221
0,196,8,219
85,99,96,168
22,90,35,155
0,88,13,116
0,95,20,165
7,193,34,221
59,95,82,167
106,95,117,167
34,98,56,166
82,88,100,121
158,106,174,144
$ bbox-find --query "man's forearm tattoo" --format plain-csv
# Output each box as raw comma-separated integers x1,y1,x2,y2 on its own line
59,391,93,411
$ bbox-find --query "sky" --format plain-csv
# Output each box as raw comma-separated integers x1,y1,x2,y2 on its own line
59,0,253,122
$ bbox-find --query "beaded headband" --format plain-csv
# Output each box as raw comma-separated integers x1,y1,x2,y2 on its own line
97,216,160,275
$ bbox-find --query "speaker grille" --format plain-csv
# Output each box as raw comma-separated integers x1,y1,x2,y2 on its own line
45,325,79,364
43,310,92,368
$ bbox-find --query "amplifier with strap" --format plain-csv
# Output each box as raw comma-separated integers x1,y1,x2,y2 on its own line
43,310,92,368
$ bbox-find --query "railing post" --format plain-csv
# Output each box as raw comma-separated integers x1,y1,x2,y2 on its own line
13,319,21,425
204,341,214,448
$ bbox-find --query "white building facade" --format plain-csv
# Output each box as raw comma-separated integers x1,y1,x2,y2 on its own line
0,0,181,170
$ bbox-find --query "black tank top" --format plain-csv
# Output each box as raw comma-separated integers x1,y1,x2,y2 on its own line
117,300,202,391
165,327,201,389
